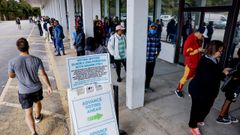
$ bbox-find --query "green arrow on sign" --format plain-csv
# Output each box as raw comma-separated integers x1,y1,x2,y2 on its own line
87,113,103,121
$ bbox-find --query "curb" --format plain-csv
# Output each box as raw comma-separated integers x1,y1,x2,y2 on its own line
44,40,71,135
0,78,12,102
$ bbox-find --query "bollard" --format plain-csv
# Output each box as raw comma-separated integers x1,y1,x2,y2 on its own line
113,85,128,135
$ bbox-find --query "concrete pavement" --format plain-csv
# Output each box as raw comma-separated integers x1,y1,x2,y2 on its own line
0,20,34,94
0,25,70,135
0,24,239,135
50,37,240,134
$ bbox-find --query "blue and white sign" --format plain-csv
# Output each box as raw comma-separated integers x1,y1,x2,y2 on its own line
67,53,111,90
68,85,119,135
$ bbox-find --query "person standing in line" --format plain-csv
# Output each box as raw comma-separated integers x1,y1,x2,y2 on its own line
188,40,229,135
216,48,240,124
145,23,161,92
48,19,56,50
94,20,104,45
155,19,163,39
230,22,240,59
175,27,207,98
85,37,107,55
54,20,65,56
8,38,52,135
204,21,214,47
108,25,127,82
16,17,21,30
37,19,43,36
73,26,85,56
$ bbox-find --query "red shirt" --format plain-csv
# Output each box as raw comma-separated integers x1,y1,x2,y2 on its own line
183,33,202,68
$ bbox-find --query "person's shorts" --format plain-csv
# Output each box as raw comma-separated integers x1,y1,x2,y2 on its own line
18,89,43,109
225,81,240,102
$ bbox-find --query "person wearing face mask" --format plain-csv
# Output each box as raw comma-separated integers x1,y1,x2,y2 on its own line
145,23,161,92
188,40,230,135
175,26,207,98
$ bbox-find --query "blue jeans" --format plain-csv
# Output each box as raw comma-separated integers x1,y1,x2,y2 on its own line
55,39,64,54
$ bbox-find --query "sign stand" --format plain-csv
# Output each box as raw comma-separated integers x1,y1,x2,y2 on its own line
67,54,126,135
113,85,128,135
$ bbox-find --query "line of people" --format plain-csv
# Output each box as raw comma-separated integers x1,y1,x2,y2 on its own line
35,16,66,56
33,15,240,135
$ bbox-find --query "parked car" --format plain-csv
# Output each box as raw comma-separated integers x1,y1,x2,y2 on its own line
160,15,174,21
205,13,227,29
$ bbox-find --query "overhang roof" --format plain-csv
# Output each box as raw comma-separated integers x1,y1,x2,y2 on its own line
26,0,46,7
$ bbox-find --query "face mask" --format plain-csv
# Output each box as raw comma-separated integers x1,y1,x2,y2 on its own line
149,29,157,35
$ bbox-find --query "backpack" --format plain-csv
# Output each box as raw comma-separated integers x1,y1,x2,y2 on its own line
43,22,48,31
61,32,65,39
221,62,240,92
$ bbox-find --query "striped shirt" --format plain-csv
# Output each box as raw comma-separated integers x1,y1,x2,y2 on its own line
116,36,126,60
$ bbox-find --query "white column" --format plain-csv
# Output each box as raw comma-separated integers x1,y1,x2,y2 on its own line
82,0,101,37
41,6,45,16
54,0,61,21
104,0,109,17
82,0,94,37
126,0,148,109
59,0,68,38
67,0,75,45
92,0,101,20
51,0,56,18
116,0,120,17
155,0,162,20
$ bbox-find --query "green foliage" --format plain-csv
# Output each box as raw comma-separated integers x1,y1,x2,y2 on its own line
0,0,40,20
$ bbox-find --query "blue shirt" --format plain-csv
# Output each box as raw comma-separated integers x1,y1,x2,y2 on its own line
146,32,161,62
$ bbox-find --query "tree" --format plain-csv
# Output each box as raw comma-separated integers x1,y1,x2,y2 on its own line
0,0,40,20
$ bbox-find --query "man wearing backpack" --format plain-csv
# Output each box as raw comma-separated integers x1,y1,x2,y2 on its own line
53,20,65,56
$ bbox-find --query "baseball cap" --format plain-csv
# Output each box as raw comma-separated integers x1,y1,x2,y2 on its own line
116,25,125,31
150,23,158,28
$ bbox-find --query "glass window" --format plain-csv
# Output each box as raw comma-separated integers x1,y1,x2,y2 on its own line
101,0,105,17
185,0,232,7
148,0,155,22
160,0,179,43
109,0,116,17
231,10,240,58
120,0,126,21
74,0,82,15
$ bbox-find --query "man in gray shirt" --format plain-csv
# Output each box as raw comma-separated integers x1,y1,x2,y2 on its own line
8,38,52,135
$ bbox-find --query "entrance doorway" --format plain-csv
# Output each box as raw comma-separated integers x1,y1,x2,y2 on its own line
175,0,240,67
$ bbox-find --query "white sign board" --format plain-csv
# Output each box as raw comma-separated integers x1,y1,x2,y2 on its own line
67,53,111,90
67,53,119,135
68,85,119,135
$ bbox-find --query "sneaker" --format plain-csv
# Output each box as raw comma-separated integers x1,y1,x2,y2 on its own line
34,114,43,123
33,133,38,135
145,88,155,93
117,78,122,82
224,115,239,123
190,128,201,135
55,53,61,56
197,122,205,126
175,89,184,98
216,116,231,124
